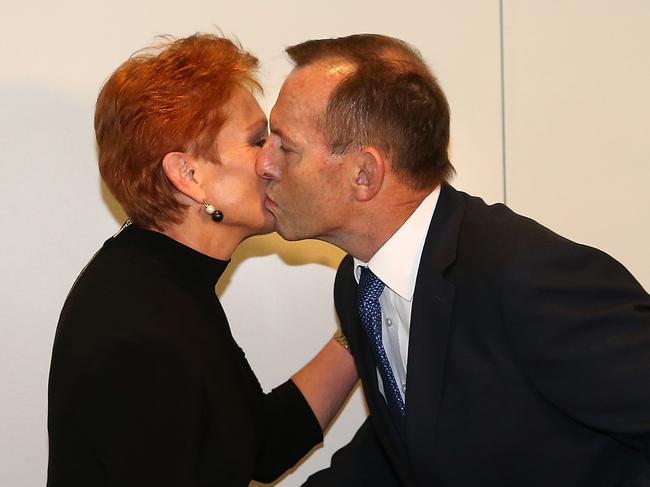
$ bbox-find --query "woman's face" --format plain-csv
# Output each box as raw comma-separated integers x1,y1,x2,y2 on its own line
201,87,275,238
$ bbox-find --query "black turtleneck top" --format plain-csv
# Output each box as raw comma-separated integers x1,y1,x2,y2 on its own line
47,224,322,486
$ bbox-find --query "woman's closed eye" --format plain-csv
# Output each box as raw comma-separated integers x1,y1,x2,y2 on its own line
250,130,268,149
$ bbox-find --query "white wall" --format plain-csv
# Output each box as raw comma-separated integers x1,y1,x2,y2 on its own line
503,0,650,289
0,1,647,486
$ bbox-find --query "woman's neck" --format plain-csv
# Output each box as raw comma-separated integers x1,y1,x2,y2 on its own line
158,215,246,261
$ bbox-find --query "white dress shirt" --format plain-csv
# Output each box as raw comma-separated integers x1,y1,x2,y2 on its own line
353,186,440,402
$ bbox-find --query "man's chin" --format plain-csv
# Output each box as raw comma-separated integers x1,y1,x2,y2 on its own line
273,222,301,242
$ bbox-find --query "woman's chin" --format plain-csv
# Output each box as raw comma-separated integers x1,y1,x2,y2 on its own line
257,220,277,236
244,213,276,238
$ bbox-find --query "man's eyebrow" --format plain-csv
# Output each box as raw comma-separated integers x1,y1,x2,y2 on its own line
270,127,297,146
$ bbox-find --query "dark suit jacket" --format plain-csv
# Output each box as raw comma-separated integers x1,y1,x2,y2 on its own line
307,185,650,486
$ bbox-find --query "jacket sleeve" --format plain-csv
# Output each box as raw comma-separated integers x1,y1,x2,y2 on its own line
253,379,323,482
302,417,402,486
501,224,650,475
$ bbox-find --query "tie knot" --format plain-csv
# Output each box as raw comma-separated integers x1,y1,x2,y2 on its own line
358,266,385,301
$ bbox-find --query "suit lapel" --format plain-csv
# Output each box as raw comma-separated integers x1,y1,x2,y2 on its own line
405,184,465,486
336,185,466,486
336,257,415,485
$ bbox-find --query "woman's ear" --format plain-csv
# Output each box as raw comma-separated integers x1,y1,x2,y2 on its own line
353,146,385,202
161,152,205,204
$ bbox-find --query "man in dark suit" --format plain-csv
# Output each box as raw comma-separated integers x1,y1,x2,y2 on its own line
256,34,650,486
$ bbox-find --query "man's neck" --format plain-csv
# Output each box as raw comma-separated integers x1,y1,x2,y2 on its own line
337,185,435,262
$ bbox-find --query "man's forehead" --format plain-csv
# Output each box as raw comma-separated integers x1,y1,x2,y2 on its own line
273,61,352,123
291,60,353,87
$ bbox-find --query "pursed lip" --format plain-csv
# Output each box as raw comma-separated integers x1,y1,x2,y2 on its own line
264,194,278,210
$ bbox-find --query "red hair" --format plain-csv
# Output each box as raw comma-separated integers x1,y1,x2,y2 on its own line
95,33,260,230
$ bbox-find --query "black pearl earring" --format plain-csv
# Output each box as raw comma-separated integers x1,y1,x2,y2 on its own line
203,201,224,222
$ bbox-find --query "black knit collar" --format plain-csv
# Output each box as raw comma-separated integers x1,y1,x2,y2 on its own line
106,222,229,288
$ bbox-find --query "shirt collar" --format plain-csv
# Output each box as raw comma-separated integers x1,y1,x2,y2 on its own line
354,186,440,301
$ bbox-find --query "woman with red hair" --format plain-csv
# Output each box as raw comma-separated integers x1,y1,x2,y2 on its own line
47,34,356,486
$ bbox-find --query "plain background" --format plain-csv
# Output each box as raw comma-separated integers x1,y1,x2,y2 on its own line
1,1,648,485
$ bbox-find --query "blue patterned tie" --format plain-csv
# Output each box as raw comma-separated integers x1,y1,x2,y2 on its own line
357,266,406,417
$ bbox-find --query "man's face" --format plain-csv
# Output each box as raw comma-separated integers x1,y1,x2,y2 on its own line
256,64,354,242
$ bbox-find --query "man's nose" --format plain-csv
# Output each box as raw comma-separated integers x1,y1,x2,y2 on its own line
256,133,283,180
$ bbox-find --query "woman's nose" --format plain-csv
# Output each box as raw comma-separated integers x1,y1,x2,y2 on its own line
256,133,283,180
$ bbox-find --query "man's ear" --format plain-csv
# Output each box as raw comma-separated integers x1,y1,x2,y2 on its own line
353,146,385,202
161,152,205,204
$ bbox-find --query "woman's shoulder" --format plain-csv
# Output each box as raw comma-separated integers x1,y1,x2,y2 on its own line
62,238,174,309
58,238,219,344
